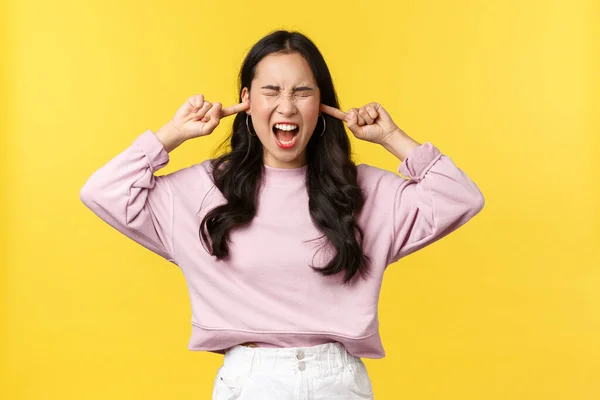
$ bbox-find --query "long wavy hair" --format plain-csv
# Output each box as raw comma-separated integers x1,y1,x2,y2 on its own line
199,30,370,284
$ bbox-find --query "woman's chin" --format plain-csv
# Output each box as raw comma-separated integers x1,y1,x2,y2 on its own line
264,147,307,168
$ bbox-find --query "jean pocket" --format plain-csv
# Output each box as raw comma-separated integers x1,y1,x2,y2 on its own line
212,367,245,400
343,361,374,399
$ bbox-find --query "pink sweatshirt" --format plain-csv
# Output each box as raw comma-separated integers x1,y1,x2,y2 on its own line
80,131,484,358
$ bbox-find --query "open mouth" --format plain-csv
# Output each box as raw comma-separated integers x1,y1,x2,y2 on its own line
272,123,300,148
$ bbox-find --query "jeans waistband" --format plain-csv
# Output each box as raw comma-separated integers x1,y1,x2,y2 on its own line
223,341,361,377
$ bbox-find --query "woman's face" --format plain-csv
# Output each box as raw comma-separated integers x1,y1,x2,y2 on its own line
241,52,321,169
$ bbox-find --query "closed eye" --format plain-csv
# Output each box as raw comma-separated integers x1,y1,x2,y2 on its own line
260,85,315,98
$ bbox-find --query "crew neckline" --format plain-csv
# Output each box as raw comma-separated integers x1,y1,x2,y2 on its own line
262,163,308,185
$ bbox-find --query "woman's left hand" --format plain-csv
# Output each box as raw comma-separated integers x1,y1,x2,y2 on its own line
320,102,403,144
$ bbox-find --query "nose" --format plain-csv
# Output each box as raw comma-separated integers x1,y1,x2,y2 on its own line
275,94,297,116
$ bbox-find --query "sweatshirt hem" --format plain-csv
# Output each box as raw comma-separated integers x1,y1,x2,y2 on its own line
188,323,385,358
190,322,379,340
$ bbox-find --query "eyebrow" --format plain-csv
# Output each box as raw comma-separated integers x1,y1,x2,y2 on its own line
260,85,314,92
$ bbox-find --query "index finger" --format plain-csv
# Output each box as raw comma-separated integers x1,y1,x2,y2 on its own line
320,104,348,121
220,101,250,118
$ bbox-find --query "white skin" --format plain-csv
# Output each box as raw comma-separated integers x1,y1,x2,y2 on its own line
160,53,415,161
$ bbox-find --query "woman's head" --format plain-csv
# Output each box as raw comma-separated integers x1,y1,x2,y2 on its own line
241,52,319,168
202,30,370,284
237,30,341,168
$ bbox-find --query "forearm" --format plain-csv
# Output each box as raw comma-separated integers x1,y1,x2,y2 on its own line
380,129,422,162
80,131,176,261
155,122,187,153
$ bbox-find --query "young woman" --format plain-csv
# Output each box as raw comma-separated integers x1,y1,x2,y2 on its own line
80,30,484,399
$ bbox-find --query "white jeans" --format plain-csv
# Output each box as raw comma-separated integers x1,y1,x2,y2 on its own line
212,342,374,400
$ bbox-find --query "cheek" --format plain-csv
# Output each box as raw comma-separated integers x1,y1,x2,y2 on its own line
299,99,320,124
250,100,274,137
251,98,275,119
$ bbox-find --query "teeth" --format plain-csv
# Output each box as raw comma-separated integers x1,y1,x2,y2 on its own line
278,137,297,145
274,123,298,131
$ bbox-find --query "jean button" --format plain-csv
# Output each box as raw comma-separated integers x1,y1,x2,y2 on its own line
298,361,306,371
296,350,305,360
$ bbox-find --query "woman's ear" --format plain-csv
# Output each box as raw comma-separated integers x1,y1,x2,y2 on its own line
241,87,251,114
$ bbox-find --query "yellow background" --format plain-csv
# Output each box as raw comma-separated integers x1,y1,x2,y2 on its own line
2,0,599,399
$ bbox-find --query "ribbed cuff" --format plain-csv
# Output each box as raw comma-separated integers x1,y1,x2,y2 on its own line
398,142,442,182
133,130,170,172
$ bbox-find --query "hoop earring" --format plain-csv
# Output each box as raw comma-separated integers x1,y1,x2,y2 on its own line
319,115,327,137
246,114,256,137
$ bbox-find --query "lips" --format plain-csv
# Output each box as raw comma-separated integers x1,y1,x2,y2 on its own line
272,122,300,149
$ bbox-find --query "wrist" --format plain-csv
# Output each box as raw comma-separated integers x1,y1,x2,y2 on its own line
381,129,421,162
155,122,187,153
380,127,405,146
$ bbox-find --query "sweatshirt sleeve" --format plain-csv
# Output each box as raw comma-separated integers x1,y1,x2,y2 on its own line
387,142,485,265
79,131,178,263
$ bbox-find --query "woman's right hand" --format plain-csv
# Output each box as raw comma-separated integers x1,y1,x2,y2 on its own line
169,94,250,140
